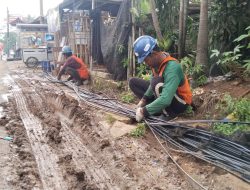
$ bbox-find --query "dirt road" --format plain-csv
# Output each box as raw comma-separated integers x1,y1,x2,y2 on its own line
0,60,249,190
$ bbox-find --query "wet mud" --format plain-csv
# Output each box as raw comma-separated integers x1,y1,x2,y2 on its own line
0,61,249,190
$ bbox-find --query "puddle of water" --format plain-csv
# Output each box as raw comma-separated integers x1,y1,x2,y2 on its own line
2,75,12,86
0,94,9,104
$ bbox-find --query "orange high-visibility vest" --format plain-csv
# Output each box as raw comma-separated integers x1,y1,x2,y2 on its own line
71,55,89,79
151,54,192,105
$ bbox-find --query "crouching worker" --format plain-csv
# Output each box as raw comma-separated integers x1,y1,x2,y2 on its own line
129,35,192,122
57,46,90,86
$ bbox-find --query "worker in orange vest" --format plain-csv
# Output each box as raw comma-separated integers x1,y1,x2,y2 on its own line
57,46,89,86
129,35,192,122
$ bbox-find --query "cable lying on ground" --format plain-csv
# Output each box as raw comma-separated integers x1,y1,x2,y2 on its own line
45,73,250,184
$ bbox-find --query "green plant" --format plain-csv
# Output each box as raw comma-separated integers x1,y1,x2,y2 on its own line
156,0,179,35
210,45,243,74
242,59,250,74
180,54,207,86
0,32,17,54
117,44,125,55
130,123,146,137
121,58,129,68
234,26,250,75
141,73,151,81
210,26,250,75
136,63,149,78
213,97,250,136
233,26,250,45
183,105,194,117
215,94,235,116
209,0,250,52
120,91,135,104
213,123,249,136
216,94,250,121
195,75,208,86
181,54,204,76
233,98,250,122
158,35,175,51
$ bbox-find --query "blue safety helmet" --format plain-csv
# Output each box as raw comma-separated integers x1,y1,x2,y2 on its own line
133,35,157,63
62,46,72,54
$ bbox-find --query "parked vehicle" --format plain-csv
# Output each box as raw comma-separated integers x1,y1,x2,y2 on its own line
16,24,53,67
22,47,53,67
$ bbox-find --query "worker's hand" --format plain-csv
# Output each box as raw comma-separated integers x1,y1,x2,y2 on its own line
137,98,146,108
136,107,144,122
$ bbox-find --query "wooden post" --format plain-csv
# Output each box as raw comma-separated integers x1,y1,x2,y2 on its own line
178,0,184,59
131,0,136,76
127,36,131,80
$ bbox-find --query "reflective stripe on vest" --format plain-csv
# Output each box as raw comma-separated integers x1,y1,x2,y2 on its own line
71,55,89,79
151,54,192,105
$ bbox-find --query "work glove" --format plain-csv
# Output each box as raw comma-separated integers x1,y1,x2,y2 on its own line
137,98,146,108
136,107,144,122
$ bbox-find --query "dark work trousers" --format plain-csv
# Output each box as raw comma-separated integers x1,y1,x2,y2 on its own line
129,77,188,117
63,66,82,82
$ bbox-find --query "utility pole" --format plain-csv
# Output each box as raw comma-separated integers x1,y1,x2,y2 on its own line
7,7,9,57
40,0,44,24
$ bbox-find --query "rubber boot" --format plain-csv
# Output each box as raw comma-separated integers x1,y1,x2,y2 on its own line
76,80,83,86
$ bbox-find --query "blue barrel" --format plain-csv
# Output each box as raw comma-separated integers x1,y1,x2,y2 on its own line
42,61,51,72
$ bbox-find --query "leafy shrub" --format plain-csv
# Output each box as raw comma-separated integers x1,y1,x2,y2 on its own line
180,54,207,86
210,45,243,74
213,96,250,136
213,123,249,136
233,98,250,122
215,94,235,116
122,58,129,68
210,26,250,76
136,63,149,78
195,75,208,87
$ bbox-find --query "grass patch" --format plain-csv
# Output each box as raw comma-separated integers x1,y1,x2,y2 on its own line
120,91,135,104
130,123,146,137
182,105,194,117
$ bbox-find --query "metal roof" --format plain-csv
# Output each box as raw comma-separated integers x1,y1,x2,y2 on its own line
16,24,48,29
59,0,122,16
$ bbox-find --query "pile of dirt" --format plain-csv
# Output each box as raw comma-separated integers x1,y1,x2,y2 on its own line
192,79,250,119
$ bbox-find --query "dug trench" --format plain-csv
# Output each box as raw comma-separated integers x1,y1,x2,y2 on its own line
6,77,188,189
1,70,250,189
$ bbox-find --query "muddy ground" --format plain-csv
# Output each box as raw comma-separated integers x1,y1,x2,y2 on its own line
0,60,249,190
